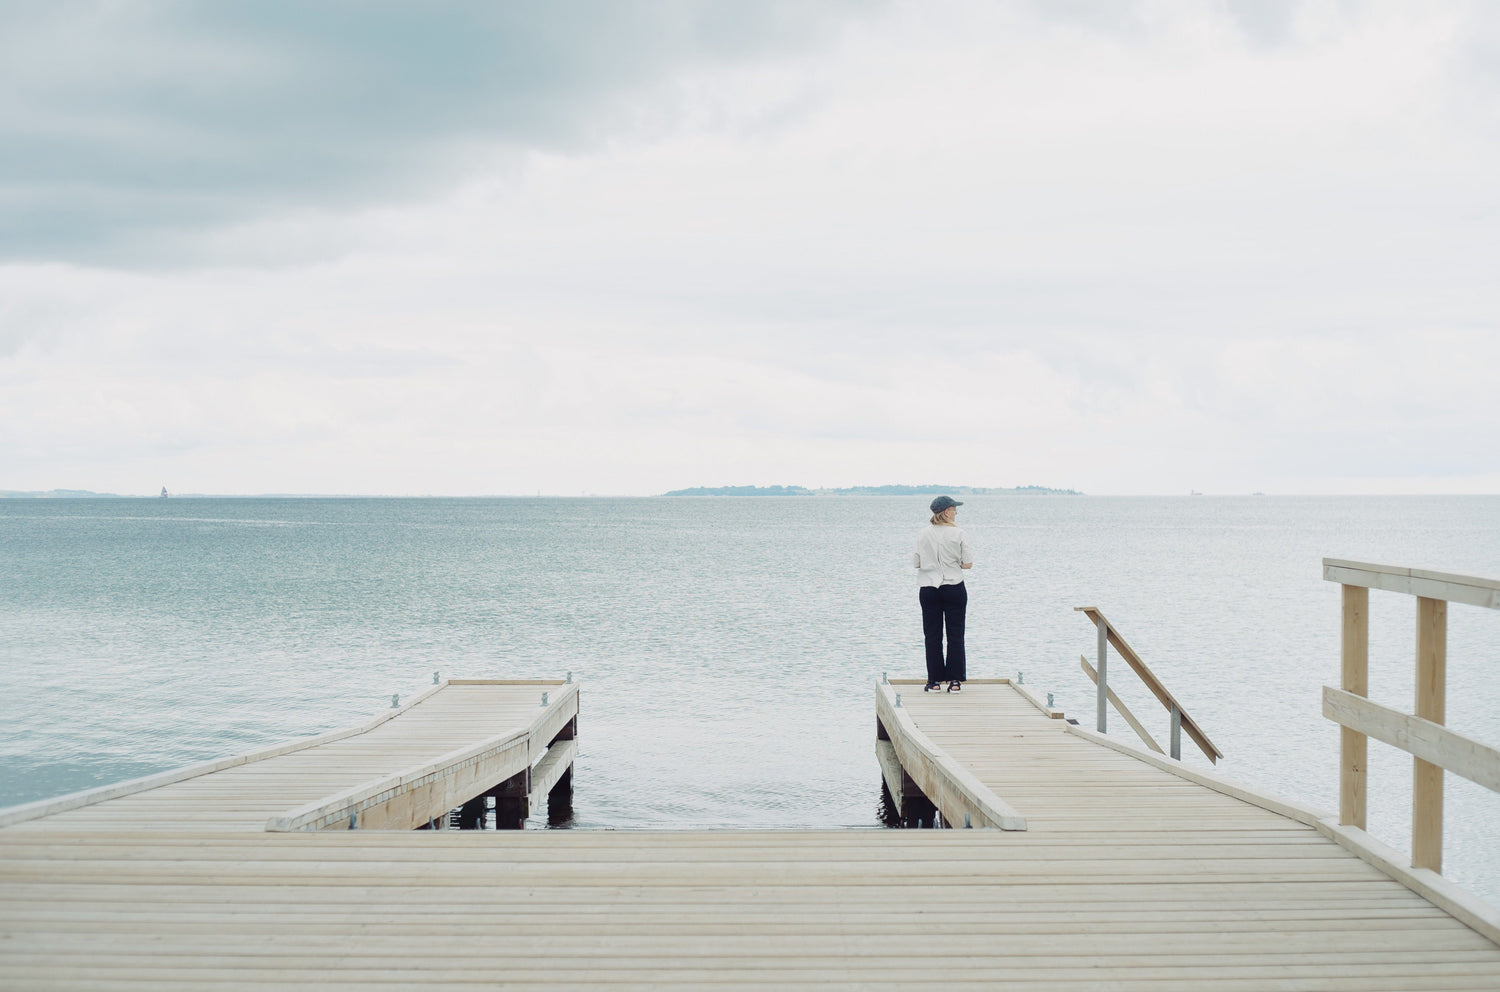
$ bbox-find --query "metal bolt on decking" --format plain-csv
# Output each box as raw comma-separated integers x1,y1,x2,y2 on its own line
433,670,440,684
1016,671,1024,684
894,693,902,708
348,812,357,830
566,671,572,683
1047,692,1055,708
541,691,549,707
882,671,888,684
390,693,399,708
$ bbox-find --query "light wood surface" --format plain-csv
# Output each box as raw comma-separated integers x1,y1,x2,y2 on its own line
875,683,1026,830
895,682,1500,949
1340,583,1369,828
1414,596,1448,872
1324,559,1500,609
6,820,1500,989
6,679,1500,987
7,680,578,833
1324,687,1500,793
528,739,577,810
1325,560,1500,884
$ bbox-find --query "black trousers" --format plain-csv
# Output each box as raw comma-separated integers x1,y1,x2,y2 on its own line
919,582,966,683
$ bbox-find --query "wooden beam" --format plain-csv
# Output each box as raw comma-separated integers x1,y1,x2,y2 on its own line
1096,618,1109,733
528,739,577,810
1413,596,1448,873
874,739,925,817
1323,559,1500,610
883,678,1012,685
1340,583,1369,829
1010,679,1065,719
1323,687,1500,793
1080,655,1163,754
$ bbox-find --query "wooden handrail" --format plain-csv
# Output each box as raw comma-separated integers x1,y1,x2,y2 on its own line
1324,559,1500,608
1074,607,1222,764
1323,558,1500,875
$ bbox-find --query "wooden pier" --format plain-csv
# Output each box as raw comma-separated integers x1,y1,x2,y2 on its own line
0,678,580,833
2,560,1499,989
874,679,1500,985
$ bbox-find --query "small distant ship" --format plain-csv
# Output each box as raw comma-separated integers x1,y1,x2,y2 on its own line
160,486,169,499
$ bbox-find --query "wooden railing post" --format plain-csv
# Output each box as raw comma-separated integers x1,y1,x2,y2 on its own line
1096,620,1108,734
1412,596,1447,872
1323,560,1500,879
1340,584,1368,829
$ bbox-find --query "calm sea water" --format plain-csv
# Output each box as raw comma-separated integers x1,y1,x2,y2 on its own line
2,496,1498,900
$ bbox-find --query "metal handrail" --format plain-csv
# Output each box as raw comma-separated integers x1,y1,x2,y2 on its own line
1075,607,1222,763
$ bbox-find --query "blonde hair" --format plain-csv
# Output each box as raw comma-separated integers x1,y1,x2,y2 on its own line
930,508,956,526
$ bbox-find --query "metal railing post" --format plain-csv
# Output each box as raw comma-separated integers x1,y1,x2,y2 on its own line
1075,605,1223,763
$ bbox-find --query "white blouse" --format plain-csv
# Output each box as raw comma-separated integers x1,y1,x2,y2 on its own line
913,524,973,588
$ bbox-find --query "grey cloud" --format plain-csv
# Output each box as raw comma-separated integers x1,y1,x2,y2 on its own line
1221,0,1304,48
1,0,878,266
1026,0,1352,49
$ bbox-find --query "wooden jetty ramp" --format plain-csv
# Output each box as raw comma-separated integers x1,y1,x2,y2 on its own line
0,678,580,833
874,678,1500,988
2,559,1499,989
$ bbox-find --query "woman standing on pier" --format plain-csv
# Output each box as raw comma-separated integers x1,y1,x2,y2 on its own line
914,496,973,693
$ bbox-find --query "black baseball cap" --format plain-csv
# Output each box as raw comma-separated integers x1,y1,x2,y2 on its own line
930,495,963,513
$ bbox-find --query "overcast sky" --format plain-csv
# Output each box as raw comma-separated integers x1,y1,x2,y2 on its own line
2,0,1497,495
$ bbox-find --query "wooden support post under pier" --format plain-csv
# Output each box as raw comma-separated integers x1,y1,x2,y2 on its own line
545,764,575,826
489,768,531,830
876,717,938,827
458,795,487,830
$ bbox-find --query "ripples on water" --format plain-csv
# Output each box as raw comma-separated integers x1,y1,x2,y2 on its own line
2,495,1498,900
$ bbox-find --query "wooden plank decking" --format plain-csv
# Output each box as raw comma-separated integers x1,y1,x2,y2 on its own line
0,679,578,832
2,677,1499,989
5,828,1500,990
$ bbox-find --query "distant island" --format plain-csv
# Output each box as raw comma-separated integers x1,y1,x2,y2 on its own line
660,484,1083,496
0,489,124,498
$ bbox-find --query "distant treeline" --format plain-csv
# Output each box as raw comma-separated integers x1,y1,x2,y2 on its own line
660,484,1083,496
0,489,122,498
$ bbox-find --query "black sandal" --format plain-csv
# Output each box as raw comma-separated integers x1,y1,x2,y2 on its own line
924,681,941,692
947,680,962,692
